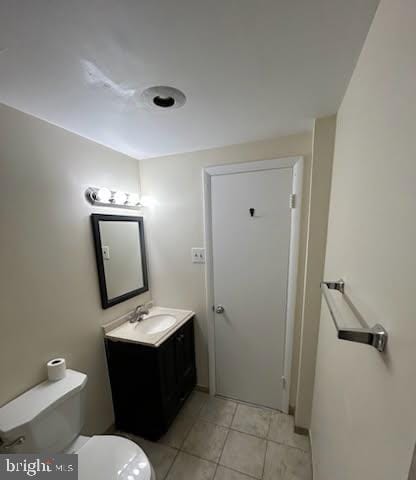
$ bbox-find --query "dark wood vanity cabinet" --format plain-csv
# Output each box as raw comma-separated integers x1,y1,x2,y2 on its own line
105,317,196,440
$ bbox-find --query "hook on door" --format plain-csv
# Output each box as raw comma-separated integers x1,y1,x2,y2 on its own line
249,208,255,217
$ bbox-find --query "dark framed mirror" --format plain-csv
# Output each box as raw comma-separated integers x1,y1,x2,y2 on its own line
91,214,149,309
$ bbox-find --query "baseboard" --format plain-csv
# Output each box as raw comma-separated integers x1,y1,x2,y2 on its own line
195,384,209,393
309,427,315,479
294,425,309,437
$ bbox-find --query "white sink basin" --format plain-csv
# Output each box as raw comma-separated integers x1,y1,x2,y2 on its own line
104,306,195,347
135,314,177,335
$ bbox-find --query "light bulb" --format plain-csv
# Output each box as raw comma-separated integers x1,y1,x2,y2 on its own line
113,191,127,205
128,193,140,205
96,187,111,203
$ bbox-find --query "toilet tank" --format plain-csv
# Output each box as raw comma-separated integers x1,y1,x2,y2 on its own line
0,369,87,453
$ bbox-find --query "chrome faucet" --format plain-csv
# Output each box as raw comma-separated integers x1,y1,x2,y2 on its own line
130,304,149,323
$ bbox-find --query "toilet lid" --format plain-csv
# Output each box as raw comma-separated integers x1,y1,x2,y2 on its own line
77,435,152,480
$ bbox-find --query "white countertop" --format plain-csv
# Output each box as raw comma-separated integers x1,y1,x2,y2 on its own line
103,306,195,347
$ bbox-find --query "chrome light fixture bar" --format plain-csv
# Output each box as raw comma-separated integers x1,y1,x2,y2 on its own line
86,187,143,210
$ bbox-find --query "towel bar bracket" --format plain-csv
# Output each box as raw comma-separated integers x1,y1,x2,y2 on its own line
322,279,345,294
337,324,388,352
321,279,388,353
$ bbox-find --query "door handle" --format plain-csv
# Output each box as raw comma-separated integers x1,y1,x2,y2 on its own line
215,305,225,314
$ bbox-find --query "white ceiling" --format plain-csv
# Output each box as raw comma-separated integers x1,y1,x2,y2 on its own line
0,0,379,159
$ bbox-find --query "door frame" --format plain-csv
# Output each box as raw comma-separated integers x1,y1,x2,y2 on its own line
202,156,303,413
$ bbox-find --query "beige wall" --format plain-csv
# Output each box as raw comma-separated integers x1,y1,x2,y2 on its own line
311,1,416,479
139,133,313,406
295,115,336,429
0,104,150,434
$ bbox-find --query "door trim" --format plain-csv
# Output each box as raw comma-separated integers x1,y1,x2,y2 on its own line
202,156,304,413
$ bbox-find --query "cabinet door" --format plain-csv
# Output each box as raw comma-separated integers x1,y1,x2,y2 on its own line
175,319,196,402
174,329,186,402
105,340,162,437
159,334,179,424
181,320,197,393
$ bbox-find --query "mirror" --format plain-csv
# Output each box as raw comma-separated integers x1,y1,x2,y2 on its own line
91,214,149,309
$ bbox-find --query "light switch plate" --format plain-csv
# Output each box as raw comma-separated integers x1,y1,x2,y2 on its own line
191,248,205,264
102,245,110,260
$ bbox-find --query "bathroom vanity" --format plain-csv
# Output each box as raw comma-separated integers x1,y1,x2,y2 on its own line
103,307,196,440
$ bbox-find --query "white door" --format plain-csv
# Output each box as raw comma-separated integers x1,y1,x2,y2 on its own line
211,167,292,410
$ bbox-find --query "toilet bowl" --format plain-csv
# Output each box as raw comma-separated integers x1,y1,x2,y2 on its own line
0,369,156,480
69,435,156,480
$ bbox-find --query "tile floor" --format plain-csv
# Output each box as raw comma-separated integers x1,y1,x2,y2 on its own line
117,391,312,480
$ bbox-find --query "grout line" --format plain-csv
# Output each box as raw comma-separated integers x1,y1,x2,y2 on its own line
227,425,270,442
228,403,268,480
163,447,180,480
216,402,239,468
125,389,310,479
194,400,277,442
265,413,273,441
230,400,239,425
178,415,198,450
119,426,309,457
194,391,210,416
189,420,230,465
219,464,260,479
217,428,231,470
177,448,223,465
212,463,219,480
214,398,239,469
171,451,218,478
165,439,308,480
266,437,311,454
261,439,269,480
226,403,273,441
215,394,283,415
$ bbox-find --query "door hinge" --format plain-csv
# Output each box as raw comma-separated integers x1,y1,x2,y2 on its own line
289,194,296,209
281,376,287,389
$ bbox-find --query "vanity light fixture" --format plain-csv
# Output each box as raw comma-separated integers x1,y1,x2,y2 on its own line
113,191,127,205
86,187,143,210
95,187,111,203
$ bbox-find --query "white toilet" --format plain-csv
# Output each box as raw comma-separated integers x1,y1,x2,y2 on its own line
0,369,156,480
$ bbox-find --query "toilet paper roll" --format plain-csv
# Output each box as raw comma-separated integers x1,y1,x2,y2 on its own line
47,358,66,381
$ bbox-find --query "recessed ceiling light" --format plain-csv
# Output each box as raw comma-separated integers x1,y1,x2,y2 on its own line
141,86,186,110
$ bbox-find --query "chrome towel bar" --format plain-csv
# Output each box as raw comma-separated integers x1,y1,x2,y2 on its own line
321,279,388,352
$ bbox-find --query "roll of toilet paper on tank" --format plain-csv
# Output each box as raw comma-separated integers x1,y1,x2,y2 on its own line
47,358,66,381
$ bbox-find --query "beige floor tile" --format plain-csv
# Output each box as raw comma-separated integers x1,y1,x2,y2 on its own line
183,420,229,462
132,437,178,480
231,403,272,438
200,396,237,427
214,466,255,480
219,430,267,479
159,410,197,449
263,441,312,480
268,413,310,452
181,391,210,417
166,452,216,480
